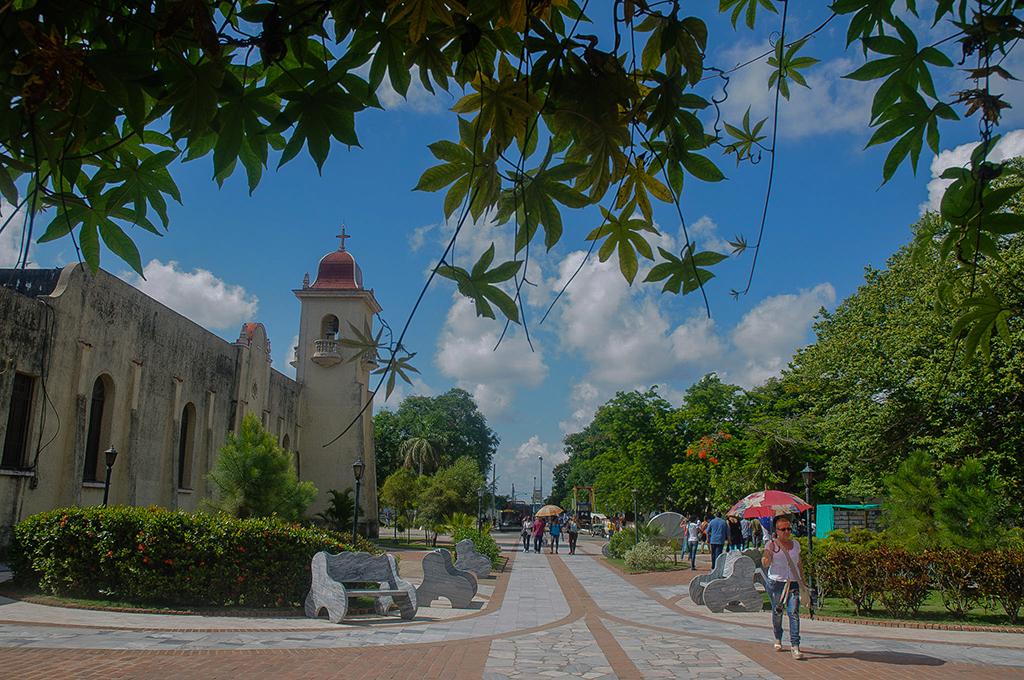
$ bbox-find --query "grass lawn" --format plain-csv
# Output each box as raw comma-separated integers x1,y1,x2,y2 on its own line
814,590,1019,628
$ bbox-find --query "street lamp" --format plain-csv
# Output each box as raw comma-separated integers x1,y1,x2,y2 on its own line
102,446,118,506
801,464,815,611
352,458,365,545
632,488,639,548
538,456,543,501
477,485,485,536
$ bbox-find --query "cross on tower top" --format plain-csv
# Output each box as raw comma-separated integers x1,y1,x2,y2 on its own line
336,227,350,251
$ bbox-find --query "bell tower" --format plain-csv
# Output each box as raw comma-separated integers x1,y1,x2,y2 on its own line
294,230,380,535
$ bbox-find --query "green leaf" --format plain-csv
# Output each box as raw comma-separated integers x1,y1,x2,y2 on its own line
643,244,722,295
585,201,659,284
438,244,523,322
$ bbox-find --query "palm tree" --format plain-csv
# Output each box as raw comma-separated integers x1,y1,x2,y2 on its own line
399,431,446,476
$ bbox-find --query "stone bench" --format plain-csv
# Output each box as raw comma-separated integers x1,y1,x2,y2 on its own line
416,549,478,608
305,551,417,623
701,553,762,613
453,538,492,579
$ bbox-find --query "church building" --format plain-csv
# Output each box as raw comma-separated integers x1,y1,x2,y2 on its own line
0,237,380,549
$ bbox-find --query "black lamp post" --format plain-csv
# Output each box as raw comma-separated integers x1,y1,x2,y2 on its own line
801,464,816,611
632,488,639,547
477,486,485,536
352,458,365,545
102,446,118,506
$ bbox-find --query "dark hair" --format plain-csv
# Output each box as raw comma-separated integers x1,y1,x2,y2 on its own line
714,511,722,518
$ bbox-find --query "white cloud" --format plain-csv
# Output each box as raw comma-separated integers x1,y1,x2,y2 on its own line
121,260,259,331
559,380,603,434
717,43,873,139
0,201,34,267
920,129,1024,214
683,216,731,254
727,283,836,387
376,66,450,114
435,294,548,422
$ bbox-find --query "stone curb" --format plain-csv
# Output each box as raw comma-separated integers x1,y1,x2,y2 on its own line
812,614,1024,634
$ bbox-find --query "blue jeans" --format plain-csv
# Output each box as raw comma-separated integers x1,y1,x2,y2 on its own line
534,535,543,552
767,580,801,647
710,543,724,570
687,541,698,567
522,533,530,551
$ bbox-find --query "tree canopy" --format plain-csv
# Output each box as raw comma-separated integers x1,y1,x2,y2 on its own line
373,387,499,484
3,0,1022,387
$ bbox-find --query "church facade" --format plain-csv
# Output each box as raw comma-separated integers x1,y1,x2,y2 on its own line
0,239,379,550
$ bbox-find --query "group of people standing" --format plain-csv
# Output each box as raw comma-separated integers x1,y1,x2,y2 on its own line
520,514,581,554
683,512,766,571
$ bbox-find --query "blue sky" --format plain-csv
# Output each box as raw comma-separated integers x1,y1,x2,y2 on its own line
4,6,1024,505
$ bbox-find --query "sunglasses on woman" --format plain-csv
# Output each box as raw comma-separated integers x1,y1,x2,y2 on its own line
777,527,792,532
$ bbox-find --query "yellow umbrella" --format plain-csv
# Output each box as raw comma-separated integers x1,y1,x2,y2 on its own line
535,504,563,517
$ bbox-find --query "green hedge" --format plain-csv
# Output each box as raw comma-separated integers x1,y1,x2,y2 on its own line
9,506,380,607
813,542,1024,622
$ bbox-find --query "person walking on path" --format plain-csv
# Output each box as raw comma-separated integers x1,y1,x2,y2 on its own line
741,518,751,549
686,516,700,570
706,512,729,569
532,516,546,553
750,518,762,549
567,516,580,554
549,516,562,554
762,516,807,660
728,516,743,552
521,518,533,552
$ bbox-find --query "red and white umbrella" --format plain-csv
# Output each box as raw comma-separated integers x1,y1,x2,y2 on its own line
727,490,810,518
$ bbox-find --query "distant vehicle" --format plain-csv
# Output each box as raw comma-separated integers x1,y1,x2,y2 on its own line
590,513,608,537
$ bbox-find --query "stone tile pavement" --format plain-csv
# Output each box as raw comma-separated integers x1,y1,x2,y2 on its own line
1,536,1022,679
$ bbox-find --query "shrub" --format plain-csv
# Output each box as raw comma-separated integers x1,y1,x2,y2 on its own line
813,543,881,615
9,506,378,607
623,541,669,571
925,549,981,619
874,546,931,619
451,525,502,568
976,548,1024,624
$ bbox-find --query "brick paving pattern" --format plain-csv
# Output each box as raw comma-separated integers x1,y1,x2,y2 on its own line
1,535,1022,679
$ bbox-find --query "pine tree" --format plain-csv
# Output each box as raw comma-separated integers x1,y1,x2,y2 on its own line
206,413,316,521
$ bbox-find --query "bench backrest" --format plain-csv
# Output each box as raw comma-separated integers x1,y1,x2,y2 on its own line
322,551,401,587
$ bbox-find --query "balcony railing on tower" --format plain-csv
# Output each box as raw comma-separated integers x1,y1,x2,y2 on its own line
311,338,342,367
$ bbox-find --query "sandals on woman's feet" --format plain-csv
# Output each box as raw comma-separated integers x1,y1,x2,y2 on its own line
773,641,783,651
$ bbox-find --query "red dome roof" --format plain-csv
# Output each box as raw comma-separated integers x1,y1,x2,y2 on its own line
311,244,363,290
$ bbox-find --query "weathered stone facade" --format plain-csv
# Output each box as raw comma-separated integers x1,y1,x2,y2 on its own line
0,241,379,550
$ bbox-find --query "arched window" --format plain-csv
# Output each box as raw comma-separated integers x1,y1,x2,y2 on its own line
321,315,339,339
281,433,291,452
178,403,196,490
83,375,113,482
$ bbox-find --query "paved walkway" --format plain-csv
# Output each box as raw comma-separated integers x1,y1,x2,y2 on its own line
1,534,1022,679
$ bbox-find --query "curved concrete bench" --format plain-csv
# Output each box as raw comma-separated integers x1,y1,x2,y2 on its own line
688,549,730,605
702,553,762,613
416,549,477,608
305,551,417,623
454,539,492,579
